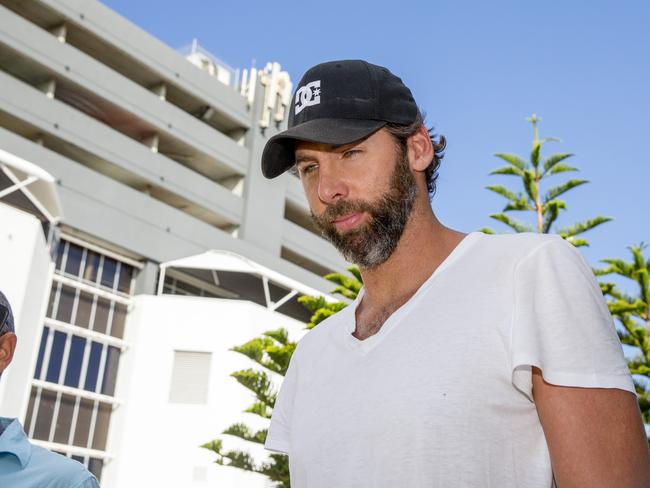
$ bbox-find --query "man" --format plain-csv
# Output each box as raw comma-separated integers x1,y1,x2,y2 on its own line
260,60,650,487
0,291,100,487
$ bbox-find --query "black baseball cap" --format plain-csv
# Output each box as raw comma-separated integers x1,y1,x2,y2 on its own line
261,59,419,179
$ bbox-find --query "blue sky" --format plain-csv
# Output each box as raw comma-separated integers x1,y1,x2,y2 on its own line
103,0,649,274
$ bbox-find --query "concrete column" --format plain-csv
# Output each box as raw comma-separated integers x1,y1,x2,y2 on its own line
134,260,159,295
238,69,289,257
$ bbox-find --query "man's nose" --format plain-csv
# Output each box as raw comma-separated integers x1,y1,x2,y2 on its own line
317,164,348,204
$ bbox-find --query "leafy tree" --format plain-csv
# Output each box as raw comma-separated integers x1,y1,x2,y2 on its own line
481,114,611,246
595,244,650,432
202,267,362,486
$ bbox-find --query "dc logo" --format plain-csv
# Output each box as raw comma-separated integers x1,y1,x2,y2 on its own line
294,80,321,115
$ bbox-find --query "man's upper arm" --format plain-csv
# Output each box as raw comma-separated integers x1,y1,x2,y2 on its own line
71,474,100,488
532,367,650,487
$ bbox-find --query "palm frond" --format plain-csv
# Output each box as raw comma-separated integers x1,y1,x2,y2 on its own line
542,200,566,233
485,184,519,202
489,165,524,177
490,213,533,233
542,153,574,175
530,142,541,169
494,153,527,170
543,179,588,203
522,170,538,202
562,235,589,247
556,216,613,237
547,163,578,176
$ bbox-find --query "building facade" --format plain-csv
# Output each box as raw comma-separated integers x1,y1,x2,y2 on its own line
0,1,346,486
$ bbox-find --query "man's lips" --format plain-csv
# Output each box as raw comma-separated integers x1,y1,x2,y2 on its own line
332,212,364,231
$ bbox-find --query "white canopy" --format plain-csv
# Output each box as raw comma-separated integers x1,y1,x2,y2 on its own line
158,250,332,303
0,149,63,223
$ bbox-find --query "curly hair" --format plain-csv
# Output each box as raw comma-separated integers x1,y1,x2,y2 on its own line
384,112,446,197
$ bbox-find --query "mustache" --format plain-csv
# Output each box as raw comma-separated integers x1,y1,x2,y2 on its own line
314,199,374,224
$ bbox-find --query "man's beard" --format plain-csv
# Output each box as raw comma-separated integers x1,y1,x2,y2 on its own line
310,150,417,269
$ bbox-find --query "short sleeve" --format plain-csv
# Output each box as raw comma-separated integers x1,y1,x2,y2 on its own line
510,236,634,401
75,474,100,488
264,354,298,454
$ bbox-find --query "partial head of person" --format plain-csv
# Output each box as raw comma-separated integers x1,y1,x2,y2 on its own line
261,59,445,269
0,291,16,377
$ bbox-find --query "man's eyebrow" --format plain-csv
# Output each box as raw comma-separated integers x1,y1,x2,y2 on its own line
294,138,368,164
295,154,316,164
335,137,368,149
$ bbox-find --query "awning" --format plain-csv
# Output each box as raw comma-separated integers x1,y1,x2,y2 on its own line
158,250,335,309
0,149,63,223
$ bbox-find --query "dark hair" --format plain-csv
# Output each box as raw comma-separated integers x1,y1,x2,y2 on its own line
385,112,446,197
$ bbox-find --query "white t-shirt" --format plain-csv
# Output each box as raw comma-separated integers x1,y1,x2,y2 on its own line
265,231,634,487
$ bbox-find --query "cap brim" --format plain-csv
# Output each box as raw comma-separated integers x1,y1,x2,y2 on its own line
261,118,387,179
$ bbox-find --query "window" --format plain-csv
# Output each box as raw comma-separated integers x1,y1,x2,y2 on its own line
169,351,212,404
24,238,138,483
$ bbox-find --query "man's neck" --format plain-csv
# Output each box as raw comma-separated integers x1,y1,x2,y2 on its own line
357,204,466,313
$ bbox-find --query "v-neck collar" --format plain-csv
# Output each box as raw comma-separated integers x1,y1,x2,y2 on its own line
338,231,482,354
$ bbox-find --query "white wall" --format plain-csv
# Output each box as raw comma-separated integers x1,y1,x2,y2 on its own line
104,294,307,488
0,203,53,417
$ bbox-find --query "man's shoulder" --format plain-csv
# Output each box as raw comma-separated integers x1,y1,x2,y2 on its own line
28,445,99,487
475,231,565,261
293,304,348,356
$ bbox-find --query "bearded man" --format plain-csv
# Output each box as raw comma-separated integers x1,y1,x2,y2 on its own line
260,60,650,487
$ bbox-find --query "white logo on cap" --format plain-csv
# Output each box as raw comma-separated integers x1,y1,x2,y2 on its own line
294,80,321,115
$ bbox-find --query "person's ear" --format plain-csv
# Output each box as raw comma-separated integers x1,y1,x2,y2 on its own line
407,125,434,172
0,333,17,374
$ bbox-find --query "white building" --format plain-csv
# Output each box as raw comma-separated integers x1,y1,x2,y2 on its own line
0,1,347,486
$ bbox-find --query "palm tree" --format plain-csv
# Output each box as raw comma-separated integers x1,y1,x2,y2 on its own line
482,114,611,246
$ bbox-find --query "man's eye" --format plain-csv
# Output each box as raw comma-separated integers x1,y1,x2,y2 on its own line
300,164,317,175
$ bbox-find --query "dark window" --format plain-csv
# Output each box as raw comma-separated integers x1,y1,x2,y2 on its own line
23,387,37,434
55,242,66,271
46,331,67,383
93,298,110,334
33,389,57,441
215,271,266,306
71,454,85,464
75,292,94,329
117,265,133,294
175,280,200,296
92,402,112,450
64,336,86,388
46,284,58,318
73,398,93,448
101,258,117,289
88,458,104,481
34,327,49,379
111,303,127,339
65,243,83,278
53,394,76,444
100,346,120,396
268,281,292,302
84,342,103,392
55,285,76,324
83,251,101,284
276,295,313,323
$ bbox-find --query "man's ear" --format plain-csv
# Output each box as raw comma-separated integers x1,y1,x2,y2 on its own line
0,333,17,374
407,125,434,172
